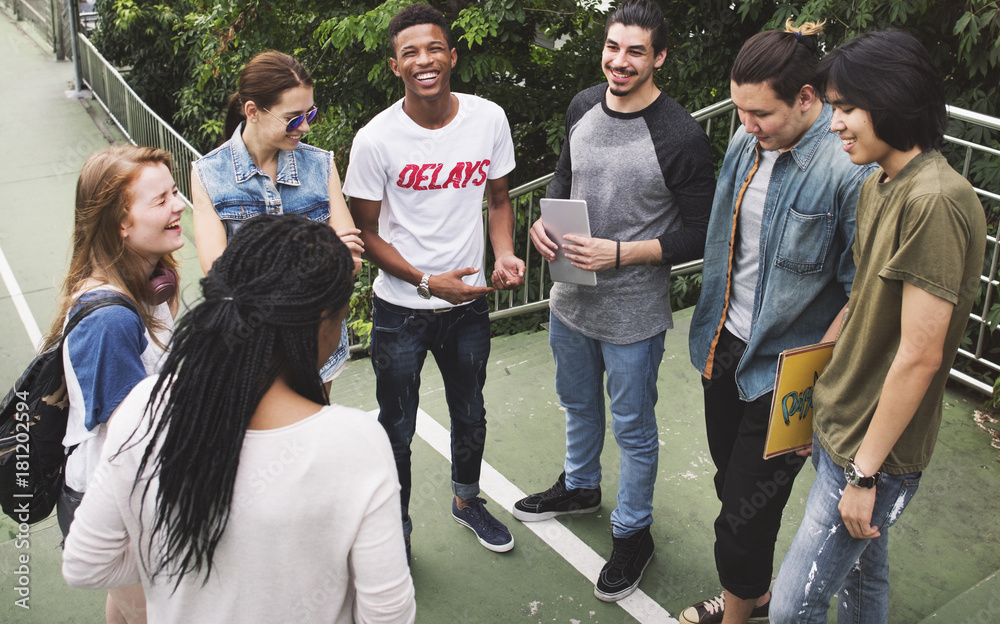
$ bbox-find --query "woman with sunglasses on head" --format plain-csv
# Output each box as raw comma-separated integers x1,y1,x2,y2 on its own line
49,145,186,624
192,50,362,383
63,215,416,623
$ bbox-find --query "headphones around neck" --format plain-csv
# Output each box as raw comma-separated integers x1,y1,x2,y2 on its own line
149,263,179,305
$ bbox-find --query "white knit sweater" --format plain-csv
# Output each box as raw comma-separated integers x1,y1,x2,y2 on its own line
62,376,415,623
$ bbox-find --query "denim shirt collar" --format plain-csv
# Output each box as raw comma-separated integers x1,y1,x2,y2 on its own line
228,123,301,187
739,103,835,171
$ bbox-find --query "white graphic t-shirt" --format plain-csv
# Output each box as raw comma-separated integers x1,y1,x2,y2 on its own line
343,93,516,309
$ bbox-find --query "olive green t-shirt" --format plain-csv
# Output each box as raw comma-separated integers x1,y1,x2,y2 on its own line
814,151,986,474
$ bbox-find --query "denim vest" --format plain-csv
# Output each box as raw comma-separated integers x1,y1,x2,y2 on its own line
193,124,332,239
689,104,876,401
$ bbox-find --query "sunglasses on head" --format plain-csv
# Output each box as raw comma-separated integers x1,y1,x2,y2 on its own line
261,106,318,132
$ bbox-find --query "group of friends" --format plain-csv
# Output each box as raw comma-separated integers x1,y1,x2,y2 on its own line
45,1,985,623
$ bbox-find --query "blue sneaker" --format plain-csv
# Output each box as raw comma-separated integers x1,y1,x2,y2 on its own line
452,497,514,553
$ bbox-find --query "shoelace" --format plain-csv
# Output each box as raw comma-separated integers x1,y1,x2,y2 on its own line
463,498,507,537
607,534,642,569
538,480,568,501
702,594,725,615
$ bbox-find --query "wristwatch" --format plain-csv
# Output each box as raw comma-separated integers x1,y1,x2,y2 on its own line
417,273,432,300
845,458,882,489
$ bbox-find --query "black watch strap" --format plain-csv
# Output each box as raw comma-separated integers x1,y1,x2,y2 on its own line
846,458,882,489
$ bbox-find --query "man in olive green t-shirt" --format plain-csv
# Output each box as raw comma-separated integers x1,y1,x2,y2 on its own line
771,32,987,624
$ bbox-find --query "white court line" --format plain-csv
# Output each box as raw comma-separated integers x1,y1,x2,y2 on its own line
407,407,680,624
0,243,43,351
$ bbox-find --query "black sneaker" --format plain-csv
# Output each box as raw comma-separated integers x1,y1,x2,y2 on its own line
594,526,654,602
512,472,601,521
679,592,770,624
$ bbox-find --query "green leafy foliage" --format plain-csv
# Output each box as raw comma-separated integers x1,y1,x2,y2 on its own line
92,0,1000,177
670,273,702,312
348,260,377,347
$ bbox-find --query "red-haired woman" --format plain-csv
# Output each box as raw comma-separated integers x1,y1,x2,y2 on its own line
48,144,186,623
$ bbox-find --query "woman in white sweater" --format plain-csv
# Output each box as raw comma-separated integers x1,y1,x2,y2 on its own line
62,214,415,623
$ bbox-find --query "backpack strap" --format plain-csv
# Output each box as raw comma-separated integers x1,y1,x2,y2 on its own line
61,297,140,346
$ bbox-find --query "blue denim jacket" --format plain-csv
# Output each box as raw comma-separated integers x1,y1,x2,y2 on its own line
193,124,333,238
689,104,876,401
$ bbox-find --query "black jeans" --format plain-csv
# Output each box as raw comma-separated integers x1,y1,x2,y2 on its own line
371,295,491,538
703,326,806,599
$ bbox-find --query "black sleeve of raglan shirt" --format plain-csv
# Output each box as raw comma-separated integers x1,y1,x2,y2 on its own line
547,89,601,200
646,98,716,265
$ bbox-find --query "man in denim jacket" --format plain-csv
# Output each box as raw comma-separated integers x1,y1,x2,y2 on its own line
683,23,874,624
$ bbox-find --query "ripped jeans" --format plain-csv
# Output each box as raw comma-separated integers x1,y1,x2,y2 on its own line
771,439,920,624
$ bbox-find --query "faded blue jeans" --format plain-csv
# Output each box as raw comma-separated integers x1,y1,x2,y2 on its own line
771,440,921,624
371,295,491,538
549,313,665,538
318,320,350,382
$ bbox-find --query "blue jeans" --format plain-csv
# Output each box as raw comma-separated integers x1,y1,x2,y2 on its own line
371,295,491,538
771,441,920,624
318,319,350,382
549,312,665,538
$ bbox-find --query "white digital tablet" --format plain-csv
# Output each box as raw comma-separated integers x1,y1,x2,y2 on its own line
539,198,598,287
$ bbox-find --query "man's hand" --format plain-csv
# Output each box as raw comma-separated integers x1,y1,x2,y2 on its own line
492,254,525,290
795,443,813,457
562,234,616,272
529,218,558,262
838,484,880,539
335,227,365,275
429,268,494,305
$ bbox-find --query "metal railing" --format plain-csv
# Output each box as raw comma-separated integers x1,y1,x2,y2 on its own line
73,34,1000,393
942,107,1000,395
1,0,69,59
76,33,203,200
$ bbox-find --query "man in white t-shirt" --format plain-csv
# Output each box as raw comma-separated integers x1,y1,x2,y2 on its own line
342,3,524,559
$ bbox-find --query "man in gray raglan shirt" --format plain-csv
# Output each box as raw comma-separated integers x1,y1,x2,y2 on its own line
515,0,714,603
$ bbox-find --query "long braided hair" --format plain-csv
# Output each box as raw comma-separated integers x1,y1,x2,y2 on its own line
134,214,353,587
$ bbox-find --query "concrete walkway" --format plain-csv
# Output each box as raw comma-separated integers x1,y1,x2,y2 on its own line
0,10,123,622
1,9,999,623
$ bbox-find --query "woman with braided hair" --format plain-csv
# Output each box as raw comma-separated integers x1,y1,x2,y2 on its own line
62,215,416,623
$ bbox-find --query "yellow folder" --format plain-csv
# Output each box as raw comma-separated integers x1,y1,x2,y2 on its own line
763,342,835,459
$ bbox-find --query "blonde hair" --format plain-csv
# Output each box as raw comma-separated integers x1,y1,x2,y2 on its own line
786,19,825,37
44,145,179,350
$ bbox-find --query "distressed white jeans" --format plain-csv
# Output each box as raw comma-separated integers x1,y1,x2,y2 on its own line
771,439,920,623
